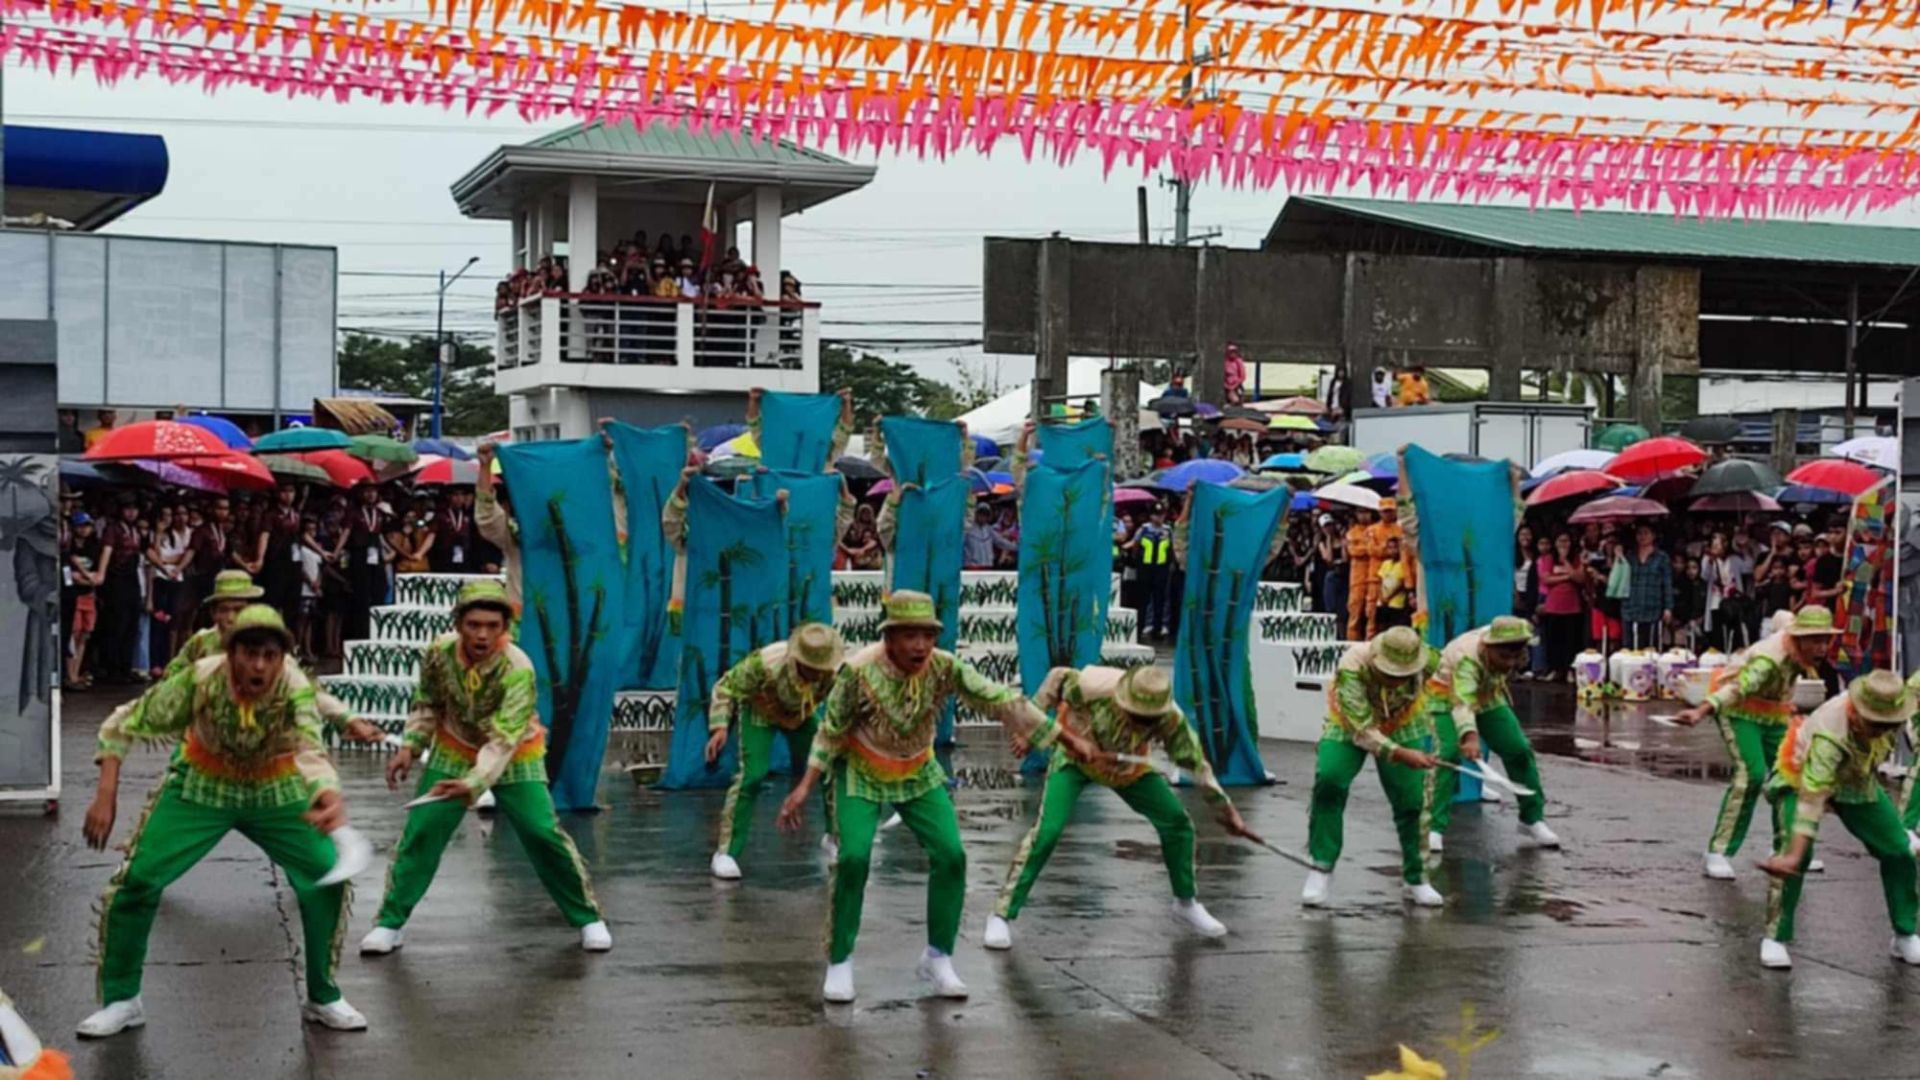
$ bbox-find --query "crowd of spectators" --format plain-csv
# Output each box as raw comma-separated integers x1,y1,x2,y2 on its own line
494,232,805,315
59,480,502,690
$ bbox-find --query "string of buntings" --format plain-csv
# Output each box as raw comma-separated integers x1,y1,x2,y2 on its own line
16,0,1920,213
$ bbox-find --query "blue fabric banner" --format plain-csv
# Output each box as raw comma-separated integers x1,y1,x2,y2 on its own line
737,468,841,634
607,422,685,691
1016,459,1114,698
1035,417,1113,470
498,438,636,811
1172,482,1288,786
878,416,965,486
888,475,969,745
1400,445,1516,646
663,477,787,790
755,390,842,473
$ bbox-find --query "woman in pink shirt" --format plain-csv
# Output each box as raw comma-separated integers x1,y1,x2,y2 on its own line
1535,532,1587,681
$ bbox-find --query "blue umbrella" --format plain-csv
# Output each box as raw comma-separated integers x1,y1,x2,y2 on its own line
1260,452,1306,471
254,427,350,453
1159,458,1245,490
1777,484,1850,507
1289,491,1316,512
970,433,1000,460
412,438,473,461
965,468,998,496
180,413,252,450
1361,452,1398,480
696,423,748,451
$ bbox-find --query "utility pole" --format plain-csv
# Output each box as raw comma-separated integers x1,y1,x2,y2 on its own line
432,255,481,439
1136,185,1150,245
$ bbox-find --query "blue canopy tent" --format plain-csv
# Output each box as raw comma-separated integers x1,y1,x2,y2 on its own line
6,125,168,230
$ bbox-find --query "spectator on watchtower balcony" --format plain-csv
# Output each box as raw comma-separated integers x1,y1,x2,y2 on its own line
678,259,702,299
719,246,746,277
740,267,766,301
679,233,696,260
651,259,678,299
632,230,649,258
709,270,739,301
780,271,803,302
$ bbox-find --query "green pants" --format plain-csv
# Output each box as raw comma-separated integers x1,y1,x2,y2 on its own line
1903,770,1920,834
718,720,831,858
994,764,1195,920
1468,704,1547,827
1307,739,1429,885
1708,715,1786,857
98,781,345,1005
374,765,601,930
1765,787,1917,943
1426,708,1461,835
828,775,964,964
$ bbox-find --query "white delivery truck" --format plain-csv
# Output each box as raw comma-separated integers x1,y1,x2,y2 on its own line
1348,402,1594,472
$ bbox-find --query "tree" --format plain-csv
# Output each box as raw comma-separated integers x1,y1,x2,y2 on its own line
336,333,508,436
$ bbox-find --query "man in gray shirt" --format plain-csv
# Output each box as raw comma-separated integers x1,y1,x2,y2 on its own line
963,506,1015,570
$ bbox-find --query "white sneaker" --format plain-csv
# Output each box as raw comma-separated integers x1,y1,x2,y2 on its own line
820,834,840,864
1172,898,1228,938
710,852,743,880
823,960,856,1003
1520,821,1562,848
76,998,145,1039
1893,935,1920,966
983,915,1013,951
1403,882,1446,908
358,926,404,955
879,812,903,831
1807,858,1826,873
474,789,496,811
1760,938,1793,969
916,948,969,999
1301,869,1332,908
580,921,613,952
1703,853,1737,880
302,998,368,1031
1427,831,1444,854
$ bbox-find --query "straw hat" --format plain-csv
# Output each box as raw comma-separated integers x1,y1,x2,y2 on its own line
222,604,294,653
788,623,846,673
200,569,263,610
1788,606,1840,637
878,590,943,632
1370,626,1429,678
1848,670,1911,726
1484,614,1536,646
1114,666,1175,719
451,579,516,622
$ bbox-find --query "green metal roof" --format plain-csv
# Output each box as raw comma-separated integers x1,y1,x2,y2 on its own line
527,120,852,168
1278,196,1920,268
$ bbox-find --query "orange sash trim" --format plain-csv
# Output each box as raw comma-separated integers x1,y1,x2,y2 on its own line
1775,713,1806,785
182,730,298,782
21,1049,75,1080
432,722,546,767
848,734,931,781
1329,682,1424,737
1709,667,1793,717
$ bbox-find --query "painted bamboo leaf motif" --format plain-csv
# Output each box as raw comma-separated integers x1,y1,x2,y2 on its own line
532,493,607,782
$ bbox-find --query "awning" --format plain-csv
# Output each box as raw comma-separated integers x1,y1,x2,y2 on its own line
5,126,169,231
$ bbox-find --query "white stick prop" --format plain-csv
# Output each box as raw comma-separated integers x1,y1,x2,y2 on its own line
316,826,373,886
1436,759,1536,799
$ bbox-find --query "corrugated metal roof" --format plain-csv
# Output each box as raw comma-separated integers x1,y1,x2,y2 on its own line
528,121,852,167
1285,196,1920,268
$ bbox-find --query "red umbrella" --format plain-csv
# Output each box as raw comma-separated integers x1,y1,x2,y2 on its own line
1785,458,1882,497
85,420,233,461
413,456,480,486
1691,491,1782,513
1604,436,1707,482
1526,470,1619,507
1113,487,1159,506
294,450,376,487
180,454,276,491
1567,496,1670,524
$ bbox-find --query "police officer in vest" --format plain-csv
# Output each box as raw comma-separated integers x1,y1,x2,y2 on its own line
1125,504,1175,640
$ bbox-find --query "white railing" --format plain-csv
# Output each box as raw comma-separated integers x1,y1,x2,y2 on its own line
495,293,815,382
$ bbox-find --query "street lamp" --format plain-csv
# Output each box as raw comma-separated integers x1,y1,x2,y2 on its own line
432,255,482,439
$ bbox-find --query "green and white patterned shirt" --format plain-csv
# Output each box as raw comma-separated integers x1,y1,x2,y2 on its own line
708,642,830,733
1770,692,1899,838
1324,641,1436,757
164,627,222,680
1431,628,1509,736
97,655,336,809
1707,634,1813,727
810,643,1056,803
405,633,545,795
1034,666,1228,805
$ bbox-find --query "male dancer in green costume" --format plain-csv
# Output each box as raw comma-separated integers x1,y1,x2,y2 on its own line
1424,615,1560,851
79,606,366,1037
1677,606,1838,880
706,622,847,880
985,664,1256,950
358,580,611,955
776,591,1101,1004
1302,626,1445,908
1756,670,1920,970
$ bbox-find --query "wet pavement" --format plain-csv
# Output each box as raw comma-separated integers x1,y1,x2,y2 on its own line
7,689,1920,1079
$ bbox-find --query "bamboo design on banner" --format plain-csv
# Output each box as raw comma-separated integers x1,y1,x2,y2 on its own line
1258,612,1337,643
530,493,608,782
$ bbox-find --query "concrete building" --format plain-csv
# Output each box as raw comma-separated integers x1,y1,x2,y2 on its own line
451,121,875,441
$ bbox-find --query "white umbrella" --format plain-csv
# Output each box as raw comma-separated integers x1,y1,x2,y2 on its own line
1529,448,1616,478
1315,482,1382,511
1833,435,1897,471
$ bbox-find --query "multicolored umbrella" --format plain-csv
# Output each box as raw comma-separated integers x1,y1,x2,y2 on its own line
293,450,376,487
1567,496,1670,524
254,427,351,454
346,434,419,465
180,414,253,450
258,454,335,486
1605,436,1707,482
1691,492,1782,513
1526,470,1621,507
695,423,748,451
1785,458,1882,496
1687,458,1784,497
413,456,481,486
84,420,233,461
